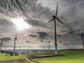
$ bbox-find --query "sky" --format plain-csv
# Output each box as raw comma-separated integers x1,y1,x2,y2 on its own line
0,0,84,49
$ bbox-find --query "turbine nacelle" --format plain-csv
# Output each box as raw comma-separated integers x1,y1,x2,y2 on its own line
53,16,57,19
14,37,17,41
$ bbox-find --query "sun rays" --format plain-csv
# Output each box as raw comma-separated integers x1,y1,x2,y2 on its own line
11,17,31,31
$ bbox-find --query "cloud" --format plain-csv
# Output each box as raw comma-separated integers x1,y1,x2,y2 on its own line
37,32,50,39
0,0,84,33
0,19,15,33
0,0,52,33
0,34,3,36
38,0,84,32
0,0,84,48
27,20,48,28
28,33,38,38
0,37,11,42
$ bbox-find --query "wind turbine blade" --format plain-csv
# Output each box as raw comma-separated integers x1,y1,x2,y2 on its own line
83,30,84,33
56,2,58,17
55,16,65,26
16,33,17,39
48,18,54,23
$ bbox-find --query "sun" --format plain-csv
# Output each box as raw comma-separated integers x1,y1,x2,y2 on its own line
12,17,31,31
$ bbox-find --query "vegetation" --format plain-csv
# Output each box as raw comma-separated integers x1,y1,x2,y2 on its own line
1,61,27,63
1,50,84,63
0,53,10,56
33,49,84,63
0,53,25,61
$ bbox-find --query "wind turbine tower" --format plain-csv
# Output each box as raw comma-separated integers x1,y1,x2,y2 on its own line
13,33,18,55
48,2,65,54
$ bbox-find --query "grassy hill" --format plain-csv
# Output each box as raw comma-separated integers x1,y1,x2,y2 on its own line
0,54,25,61
1,49,84,63
33,49,84,63
0,53,28,63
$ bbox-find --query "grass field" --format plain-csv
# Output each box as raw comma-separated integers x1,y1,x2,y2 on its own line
1,60,27,63
0,54,25,61
33,49,84,63
1,50,84,63
0,53,27,63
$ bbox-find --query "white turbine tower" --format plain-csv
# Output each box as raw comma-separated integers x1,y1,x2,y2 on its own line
48,2,65,54
13,33,18,56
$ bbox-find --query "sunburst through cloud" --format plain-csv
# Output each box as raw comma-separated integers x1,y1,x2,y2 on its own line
11,17,31,31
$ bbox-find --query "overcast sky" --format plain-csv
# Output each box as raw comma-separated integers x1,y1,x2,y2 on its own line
0,0,84,49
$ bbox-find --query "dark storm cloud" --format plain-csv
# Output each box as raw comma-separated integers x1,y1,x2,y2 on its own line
0,19,15,33
0,33,4,36
0,0,53,29
37,32,49,39
36,0,84,36
28,32,50,39
0,37,11,42
0,0,84,32
0,0,84,47
59,0,84,32
26,40,30,43
0,34,3,36
28,33,38,38
0,37,11,47
27,20,49,28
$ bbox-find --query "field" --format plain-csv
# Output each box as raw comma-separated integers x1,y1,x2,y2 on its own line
0,54,25,61
1,60,27,63
33,49,84,63
0,50,84,63
0,53,27,63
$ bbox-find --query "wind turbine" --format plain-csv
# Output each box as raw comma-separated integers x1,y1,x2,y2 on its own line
13,33,18,56
77,31,84,48
0,41,3,50
47,40,51,54
70,30,84,48
48,3,65,54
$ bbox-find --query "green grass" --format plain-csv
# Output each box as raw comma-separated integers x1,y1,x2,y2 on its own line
1,60,27,63
0,53,10,56
0,53,27,63
33,50,84,63
0,54,25,61
1,49,84,63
